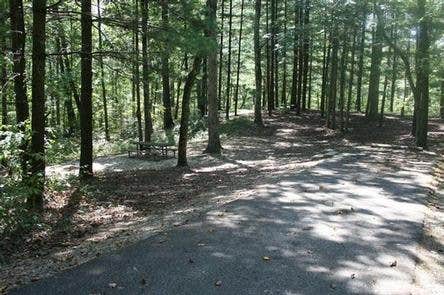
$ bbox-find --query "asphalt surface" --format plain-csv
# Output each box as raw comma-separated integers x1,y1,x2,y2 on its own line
10,147,439,294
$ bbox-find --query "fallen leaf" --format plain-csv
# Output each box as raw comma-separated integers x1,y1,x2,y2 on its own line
109,282,117,288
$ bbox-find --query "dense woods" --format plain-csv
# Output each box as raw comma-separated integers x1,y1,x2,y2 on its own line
0,0,443,234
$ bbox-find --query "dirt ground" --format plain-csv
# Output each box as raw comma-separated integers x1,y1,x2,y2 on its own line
1,111,443,293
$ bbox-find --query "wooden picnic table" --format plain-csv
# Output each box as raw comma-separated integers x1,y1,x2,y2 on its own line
128,141,177,159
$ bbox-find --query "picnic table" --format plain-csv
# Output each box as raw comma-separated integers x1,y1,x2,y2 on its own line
128,141,177,159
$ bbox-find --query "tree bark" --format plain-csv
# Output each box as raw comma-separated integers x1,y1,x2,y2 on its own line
290,0,299,109
301,0,310,111
1,38,7,125
97,0,110,141
177,56,201,167
160,0,174,130
389,29,398,113
254,0,263,126
440,79,444,120
355,9,366,112
281,0,288,108
326,33,338,130
205,0,222,154
141,0,153,142
367,18,383,121
225,0,233,120
29,0,47,209
345,33,357,131
338,36,349,131
10,0,29,126
134,0,143,142
79,0,93,179
320,29,328,117
233,0,244,116
414,0,430,148
218,0,225,111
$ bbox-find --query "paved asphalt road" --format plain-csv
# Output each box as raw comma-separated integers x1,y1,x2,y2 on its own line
10,147,440,294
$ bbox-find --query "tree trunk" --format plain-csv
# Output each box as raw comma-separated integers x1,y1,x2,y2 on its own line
345,33,357,131
326,33,338,130
79,0,93,179
355,9,366,112
1,38,7,125
225,0,233,120
233,0,244,116
160,0,174,130
415,0,430,148
440,79,444,120
367,19,383,121
307,47,313,110
141,0,153,142
301,0,310,111
218,0,225,111
320,29,328,117
29,0,47,209
281,0,288,108
254,0,263,126
97,0,110,141
10,0,29,126
177,56,201,167
290,1,299,109
10,0,29,176
379,70,389,127
205,0,222,154
134,0,143,142
338,37,349,131
296,1,303,114
389,30,398,113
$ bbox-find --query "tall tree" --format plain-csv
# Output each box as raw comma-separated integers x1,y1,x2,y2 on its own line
79,0,93,178
10,0,29,175
225,0,233,119
177,56,201,167
281,0,288,108
9,0,28,127
389,28,398,113
134,0,143,142
338,35,349,131
253,0,263,126
440,78,444,120
345,32,357,130
326,32,338,130
355,7,366,112
1,31,7,125
233,0,245,116
205,0,222,154
218,0,225,111
366,16,383,121
160,0,174,130
97,0,110,141
290,0,299,109
319,29,328,117
29,0,47,209
301,0,310,111
141,0,153,141
414,0,430,148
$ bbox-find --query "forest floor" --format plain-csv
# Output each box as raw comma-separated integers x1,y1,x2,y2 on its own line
1,111,443,294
